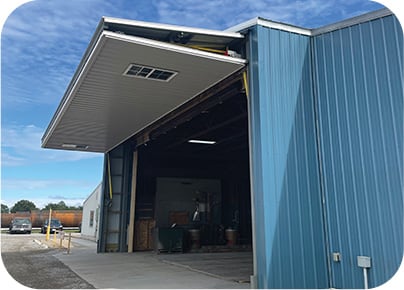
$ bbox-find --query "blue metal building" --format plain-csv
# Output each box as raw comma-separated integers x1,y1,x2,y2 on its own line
42,8,402,289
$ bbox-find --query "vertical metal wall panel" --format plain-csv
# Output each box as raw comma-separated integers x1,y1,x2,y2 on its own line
98,142,133,252
248,25,328,288
313,15,403,288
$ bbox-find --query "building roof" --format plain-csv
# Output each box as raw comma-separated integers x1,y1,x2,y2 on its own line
83,183,102,206
226,8,392,36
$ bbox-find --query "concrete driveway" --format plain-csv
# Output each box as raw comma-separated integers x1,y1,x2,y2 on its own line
55,236,252,289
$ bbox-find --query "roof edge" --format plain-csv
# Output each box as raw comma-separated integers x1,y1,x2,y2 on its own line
225,17,311,35
42,17,107,146
42,28,108,148
103,16,245,39
312,8,392,36
225,8,393,36
83,183,102,205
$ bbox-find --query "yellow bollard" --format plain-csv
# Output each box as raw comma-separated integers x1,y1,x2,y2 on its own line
46,209,52,241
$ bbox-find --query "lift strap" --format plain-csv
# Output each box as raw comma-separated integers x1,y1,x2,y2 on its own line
107,153,113,200
242,70,249,99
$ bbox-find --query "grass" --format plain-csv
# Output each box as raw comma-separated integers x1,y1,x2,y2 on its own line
63,229,80,233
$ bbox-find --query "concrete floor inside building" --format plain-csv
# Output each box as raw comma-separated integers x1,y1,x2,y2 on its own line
157,251,253,283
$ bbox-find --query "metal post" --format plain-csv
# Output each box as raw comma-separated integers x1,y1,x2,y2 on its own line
46,209,52,241
128,150,138,253
67,232,72,254
59,234,63,249
363,268,369,289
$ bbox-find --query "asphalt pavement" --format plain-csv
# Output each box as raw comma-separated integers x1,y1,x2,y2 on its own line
1,233,94,289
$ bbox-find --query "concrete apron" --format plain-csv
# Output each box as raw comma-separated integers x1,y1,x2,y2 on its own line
54,248,252,289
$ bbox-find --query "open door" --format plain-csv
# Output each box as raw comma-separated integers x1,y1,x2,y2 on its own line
42,18,246,153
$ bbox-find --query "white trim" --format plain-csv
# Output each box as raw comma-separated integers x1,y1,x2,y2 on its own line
226,8,393,36
256,18,311,35
83,183,102,205
41,35,107,148
225,18,259,33
226,17,311,36
103,16,245,39
312,8,392,36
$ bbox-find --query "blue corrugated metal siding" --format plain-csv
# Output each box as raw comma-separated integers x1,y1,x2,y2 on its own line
312,15,403,288
248,25,329,288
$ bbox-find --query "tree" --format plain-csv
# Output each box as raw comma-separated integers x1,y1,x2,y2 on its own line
43,201,69,210
10,200,38,213
1,204,9,213
42,201,82,210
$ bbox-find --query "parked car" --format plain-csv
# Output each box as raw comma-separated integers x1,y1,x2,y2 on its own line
9,218,32,234
41,218,63,233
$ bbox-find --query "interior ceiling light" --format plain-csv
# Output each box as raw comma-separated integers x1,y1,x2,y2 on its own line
188,139,216,145
123,64,177,82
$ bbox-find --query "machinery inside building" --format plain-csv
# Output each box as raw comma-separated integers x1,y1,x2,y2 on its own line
128,76,252,253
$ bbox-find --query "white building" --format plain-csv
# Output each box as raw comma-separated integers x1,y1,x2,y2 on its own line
81,183,101,241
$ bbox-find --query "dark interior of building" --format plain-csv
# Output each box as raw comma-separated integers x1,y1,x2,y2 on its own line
130,75,252,253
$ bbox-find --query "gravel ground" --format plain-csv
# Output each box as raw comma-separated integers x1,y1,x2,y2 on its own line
1,233,94,289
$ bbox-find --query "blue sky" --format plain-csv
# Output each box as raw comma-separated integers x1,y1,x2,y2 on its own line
0,0,395,209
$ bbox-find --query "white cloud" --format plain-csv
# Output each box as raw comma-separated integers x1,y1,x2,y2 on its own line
2,124,43,152
0,152,25,167
1,178,89,191
1,0,135,107
1,124,101,166
48,194,88,201
152,0,384,29
1,178,94,208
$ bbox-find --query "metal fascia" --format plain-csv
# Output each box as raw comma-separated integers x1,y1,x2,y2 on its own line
224,17,260,33
225,17,311,35
226,8,393,37
256,18,311,35
311,8,392,36
103,16,245,39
